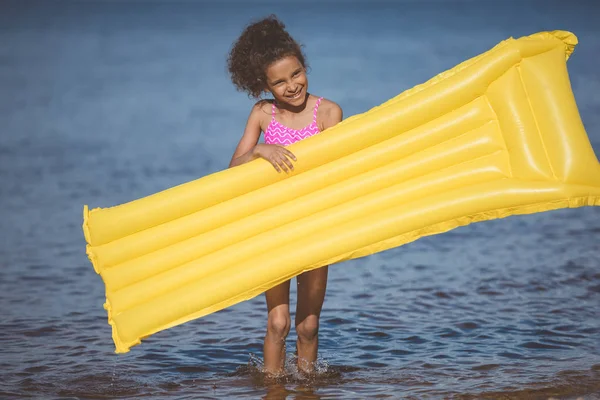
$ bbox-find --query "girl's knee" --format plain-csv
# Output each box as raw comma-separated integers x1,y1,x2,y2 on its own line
267,312,291,340
296,315,319,342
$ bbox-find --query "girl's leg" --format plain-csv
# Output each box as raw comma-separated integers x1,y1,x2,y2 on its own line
295,265,328,374
264,280,291,375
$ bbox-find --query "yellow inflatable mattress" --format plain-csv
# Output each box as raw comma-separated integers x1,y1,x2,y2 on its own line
83,31,600,353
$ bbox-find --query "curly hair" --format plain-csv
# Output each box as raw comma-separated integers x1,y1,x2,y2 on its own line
227,15,308,99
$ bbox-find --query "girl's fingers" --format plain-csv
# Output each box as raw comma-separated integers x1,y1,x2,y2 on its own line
271,155,285,173
275,155,291,173
264,146,296,173
281,156,294,171
277,149,295,170
270,159,281,172
278,158,290,173
283,149,297,161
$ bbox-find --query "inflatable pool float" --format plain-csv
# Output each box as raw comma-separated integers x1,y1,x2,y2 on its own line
83,31,600,353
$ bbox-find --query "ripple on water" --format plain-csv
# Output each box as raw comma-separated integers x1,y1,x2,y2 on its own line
22,326,60,337
401,335,428,344
1,1,600,399
456,322,480,330
520,341,570,350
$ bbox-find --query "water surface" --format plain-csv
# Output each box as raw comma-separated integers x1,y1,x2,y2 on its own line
1,1,599,398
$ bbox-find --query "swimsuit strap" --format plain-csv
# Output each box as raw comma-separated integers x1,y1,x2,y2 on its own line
271,102,277,122
313,97,323,124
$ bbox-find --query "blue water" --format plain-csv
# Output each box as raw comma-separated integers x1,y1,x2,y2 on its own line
1,1,599,398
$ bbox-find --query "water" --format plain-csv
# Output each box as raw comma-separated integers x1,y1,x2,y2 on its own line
1,0,599,398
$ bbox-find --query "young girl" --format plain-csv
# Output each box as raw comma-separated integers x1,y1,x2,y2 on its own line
227,15,343,376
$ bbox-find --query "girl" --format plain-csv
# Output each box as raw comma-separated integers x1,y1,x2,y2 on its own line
227,15,343,376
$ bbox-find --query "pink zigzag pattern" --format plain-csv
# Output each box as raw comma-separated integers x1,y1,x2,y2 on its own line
264,97,323,147
265,122,320,146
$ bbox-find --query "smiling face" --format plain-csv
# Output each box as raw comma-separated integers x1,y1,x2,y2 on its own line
265,55,308,107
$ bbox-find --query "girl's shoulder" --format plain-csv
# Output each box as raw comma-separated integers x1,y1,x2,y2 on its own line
316,97,342,115
315,96,343,128
251,99,275,115
249,99,275,131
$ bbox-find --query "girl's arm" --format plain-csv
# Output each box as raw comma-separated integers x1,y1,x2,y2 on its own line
228,105,263,168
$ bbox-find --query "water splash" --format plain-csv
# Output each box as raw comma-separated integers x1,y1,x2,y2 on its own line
228,353,343,386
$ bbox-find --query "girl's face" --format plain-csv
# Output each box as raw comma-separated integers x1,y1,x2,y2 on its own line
265,55,308,107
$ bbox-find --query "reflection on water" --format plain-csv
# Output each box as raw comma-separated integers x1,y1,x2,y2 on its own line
1,0,599,399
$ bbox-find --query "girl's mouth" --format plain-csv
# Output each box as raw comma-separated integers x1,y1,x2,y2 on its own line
287,89,303,99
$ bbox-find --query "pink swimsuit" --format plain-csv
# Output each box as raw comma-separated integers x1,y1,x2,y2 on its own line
264,97,323,146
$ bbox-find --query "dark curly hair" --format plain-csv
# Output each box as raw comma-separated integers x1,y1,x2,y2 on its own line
227,15,308,99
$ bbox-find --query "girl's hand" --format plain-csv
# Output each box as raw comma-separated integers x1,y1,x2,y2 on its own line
254,144,297,173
